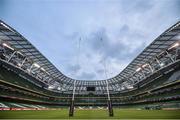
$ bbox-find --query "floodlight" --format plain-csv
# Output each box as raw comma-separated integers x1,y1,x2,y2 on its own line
33,63,40,68
2,43,14,51
41,67,46,72
127,86,134,89
121,87,125,90
142,64,148,68
0,22,9,29
17,63,21,67
57,87,61,90
0,22,14,33
160,62,165,67
168,42,179,50
48,85,54,89
136,67,141,72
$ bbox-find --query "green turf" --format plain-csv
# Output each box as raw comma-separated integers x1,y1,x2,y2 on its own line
0,109,180,119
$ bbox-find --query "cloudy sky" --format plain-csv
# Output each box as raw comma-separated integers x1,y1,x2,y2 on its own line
0,0,179,80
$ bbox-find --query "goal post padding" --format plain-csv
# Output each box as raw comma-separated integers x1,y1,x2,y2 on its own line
69,100,74,117
107,100,113,117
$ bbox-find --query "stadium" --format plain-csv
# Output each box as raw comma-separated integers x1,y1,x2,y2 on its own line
0,19,180,119
0,0,180,119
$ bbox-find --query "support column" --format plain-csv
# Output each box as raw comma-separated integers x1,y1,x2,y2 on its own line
29,63,34,73
69,80,76,117
106,80,113,117
19,57,27,68
7,51,16,62
141,69,146,79
165,50,174,62
175,47,180,60
147,63,154,73
155,57,161,67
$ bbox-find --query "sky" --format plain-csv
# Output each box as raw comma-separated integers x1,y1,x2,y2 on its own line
0,0,179,80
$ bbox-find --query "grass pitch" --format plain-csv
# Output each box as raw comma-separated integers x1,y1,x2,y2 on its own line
0,109,180,119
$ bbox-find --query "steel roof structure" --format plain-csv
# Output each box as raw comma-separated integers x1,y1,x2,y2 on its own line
0,20,180,93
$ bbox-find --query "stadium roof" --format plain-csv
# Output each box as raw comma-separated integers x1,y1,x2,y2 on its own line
0,20,180,92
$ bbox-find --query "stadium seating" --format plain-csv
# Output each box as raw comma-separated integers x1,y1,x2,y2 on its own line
0,62,180,109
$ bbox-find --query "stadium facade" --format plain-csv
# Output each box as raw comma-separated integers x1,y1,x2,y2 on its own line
0,20,180,116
